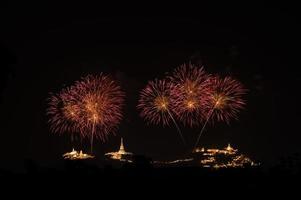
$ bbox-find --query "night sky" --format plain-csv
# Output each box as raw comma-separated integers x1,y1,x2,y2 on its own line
1,3,300,171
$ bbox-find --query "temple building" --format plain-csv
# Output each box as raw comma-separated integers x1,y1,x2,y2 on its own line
154,144,258,168
192,144,258,168
63,149,94,160
105,138,133,162
193,143,237,155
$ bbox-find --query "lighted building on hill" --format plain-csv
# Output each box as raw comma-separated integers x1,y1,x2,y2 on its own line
193,144,258,168
154,144,258,168
63,149,94,160
105,138,133,162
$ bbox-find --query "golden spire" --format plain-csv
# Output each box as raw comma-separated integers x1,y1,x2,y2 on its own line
119,137,125,154
226,143,233,151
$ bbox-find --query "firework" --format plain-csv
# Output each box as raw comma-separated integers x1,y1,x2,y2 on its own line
204,76,247,124
169,63,211,127
47,92,75,135
47,74,125,153
138,79,173,125
137,79,186,145
47,87,81,136
194,75,247,149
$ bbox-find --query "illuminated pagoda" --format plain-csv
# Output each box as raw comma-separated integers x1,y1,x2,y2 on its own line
105,138,133,162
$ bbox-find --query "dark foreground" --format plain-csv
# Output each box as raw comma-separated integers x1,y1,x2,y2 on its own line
1,158,300,193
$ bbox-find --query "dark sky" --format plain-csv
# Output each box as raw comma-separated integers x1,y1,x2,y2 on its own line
1,3,300,171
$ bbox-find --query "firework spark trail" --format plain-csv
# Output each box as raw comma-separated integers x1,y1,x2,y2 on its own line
138,79,186,145
91,120,95,154
193,105,215,150
166,109,186,145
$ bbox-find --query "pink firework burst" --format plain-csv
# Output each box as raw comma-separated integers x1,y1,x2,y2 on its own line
47,89,80,135
72,75,125,142
137,79,186,144
169,63,211,127
137,79,174,126
47,74,125,149
194,75,247,149
204,75,247,124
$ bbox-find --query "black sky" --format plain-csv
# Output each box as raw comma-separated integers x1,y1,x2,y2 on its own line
1,3,300,171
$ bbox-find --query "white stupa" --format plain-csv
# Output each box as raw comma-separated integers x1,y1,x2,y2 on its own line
105,138,133,161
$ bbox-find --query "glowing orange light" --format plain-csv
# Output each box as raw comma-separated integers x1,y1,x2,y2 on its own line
187,100,195,109
154,96,169,111
213,94,227,109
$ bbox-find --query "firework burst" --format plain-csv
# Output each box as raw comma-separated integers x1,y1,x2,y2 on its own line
47,90,79,135
137,79,173,126
169,63,211,127
137,79,186,144
194,75,247,149
73,75,125,141
204,76,247,124
47,74,125,153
